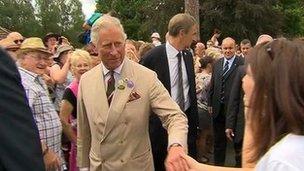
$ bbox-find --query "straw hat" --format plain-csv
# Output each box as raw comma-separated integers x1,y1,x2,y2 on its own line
19,37,52,55
53,44,73,58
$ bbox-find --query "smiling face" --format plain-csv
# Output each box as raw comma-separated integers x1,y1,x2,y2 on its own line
97,26,126,70
19,51,51,75
222,38,236,59
72,58,91,80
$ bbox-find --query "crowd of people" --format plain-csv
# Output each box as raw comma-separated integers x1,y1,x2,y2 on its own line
0,11,304,171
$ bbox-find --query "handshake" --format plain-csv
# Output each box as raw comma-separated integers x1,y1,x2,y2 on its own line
165,145,203,171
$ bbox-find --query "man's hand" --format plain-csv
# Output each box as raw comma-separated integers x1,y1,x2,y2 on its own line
207,106,213,115
225,128,234,141
43,149,61,171
181,154,200,171
165,145,187,171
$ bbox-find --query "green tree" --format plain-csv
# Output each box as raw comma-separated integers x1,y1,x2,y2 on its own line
96,0,184,41
0,0,42,37
35,0,85,47
277,0,304,37
199,0,284,43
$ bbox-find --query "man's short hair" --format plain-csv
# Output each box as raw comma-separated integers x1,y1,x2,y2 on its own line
91,15,127,45
168,13,197,37
240,39,252,46
256,34,273,45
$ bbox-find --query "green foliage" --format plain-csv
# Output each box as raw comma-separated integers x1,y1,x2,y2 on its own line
96,0,304,43
0,0,41,37
277,0,304,37
96,0,184,41
0,0,85,47
199,0,284,43
35,0,85,47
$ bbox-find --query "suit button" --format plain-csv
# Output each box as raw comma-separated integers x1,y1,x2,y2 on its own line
120,159,124,163
119,140,124,144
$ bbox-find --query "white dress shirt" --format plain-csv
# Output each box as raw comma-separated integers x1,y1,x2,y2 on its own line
166,42,190,110
223,55,236,70
101,61,123,90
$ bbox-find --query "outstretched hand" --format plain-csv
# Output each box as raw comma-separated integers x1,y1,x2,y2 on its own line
165,146,189,171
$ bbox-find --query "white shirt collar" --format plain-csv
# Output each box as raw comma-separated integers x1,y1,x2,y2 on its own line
166,42,180,59
101,60,124,76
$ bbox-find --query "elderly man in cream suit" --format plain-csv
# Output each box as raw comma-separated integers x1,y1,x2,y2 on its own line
77,16,189,171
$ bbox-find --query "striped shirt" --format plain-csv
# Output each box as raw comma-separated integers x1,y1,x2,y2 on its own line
19,67,64,170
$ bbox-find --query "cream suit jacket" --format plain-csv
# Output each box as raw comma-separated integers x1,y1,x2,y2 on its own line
77,58,188,171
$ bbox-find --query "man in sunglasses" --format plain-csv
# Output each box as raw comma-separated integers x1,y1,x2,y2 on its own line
6,32,24,45
0,37,20,61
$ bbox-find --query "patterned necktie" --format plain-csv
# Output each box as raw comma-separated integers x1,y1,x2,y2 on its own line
220,61,229,103
176,52,185,111
106,71,115,104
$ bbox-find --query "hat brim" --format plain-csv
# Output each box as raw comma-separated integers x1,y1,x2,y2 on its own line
53,47,73,58
18,48,53,56
5,45,20,51
43,33,60,42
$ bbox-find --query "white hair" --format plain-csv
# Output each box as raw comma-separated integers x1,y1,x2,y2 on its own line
256,34,273,46
90,15,127,45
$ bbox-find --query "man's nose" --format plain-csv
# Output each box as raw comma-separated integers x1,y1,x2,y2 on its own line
110,44,119,55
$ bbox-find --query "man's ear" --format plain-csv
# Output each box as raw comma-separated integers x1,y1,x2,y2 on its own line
179,29,186,37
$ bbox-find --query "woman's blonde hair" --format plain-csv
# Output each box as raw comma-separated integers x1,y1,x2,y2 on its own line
70,49,92,69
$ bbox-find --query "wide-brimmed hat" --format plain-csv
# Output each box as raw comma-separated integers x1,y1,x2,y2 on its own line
19,37,52,55
53,44,73,58
43,32,60,44
0,38,20,51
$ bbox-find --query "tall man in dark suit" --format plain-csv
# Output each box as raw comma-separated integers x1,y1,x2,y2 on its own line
225,39,252,167
225,66,246,167
208,37,244,166
0,48,45,171
141,13,198,171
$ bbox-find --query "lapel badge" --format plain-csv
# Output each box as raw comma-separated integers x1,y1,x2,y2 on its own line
118,84,125,90
117,79,125,90
127,80,134,88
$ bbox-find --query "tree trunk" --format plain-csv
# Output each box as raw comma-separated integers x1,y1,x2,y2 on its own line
185,0,200,41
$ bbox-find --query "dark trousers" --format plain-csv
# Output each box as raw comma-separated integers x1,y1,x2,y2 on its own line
234,140,243,167
213,104,227,166
149,107,197,171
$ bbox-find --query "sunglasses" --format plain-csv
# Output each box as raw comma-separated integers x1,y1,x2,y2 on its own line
14,39,24,44
90,53,98,57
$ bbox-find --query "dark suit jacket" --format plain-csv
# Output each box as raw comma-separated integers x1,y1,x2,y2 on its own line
141,44,198,134
0,48,45,171
208,56,244,118
140,44,198,164
226,66,246,143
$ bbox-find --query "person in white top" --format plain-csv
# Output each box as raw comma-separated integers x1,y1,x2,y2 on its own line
179,39,304,171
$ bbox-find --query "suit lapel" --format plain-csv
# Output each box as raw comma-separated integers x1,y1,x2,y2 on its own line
182,50,194,82
92,64,110,134
161,45,171,93
102,59,135,141
223,57,239,80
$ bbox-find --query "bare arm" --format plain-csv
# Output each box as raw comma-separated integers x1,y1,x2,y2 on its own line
50,59,70,84
59,99,76,143
182,154,254,171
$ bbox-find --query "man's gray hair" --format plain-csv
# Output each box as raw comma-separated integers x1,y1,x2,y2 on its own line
255,34,273,46
91,15,127,45
168,13,197,37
